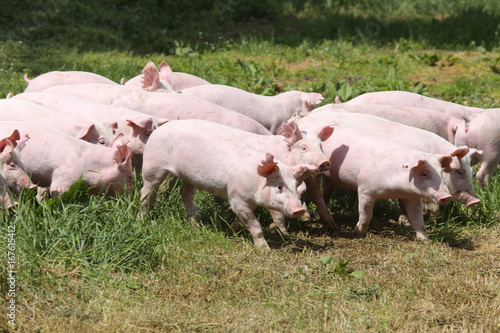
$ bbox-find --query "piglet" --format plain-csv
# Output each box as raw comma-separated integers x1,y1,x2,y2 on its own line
0,174,15,209
341,91,484,119
179,84,325,134
344,93,500,179
12,92,167,168
24,70,119,93
0,99,115,146
303,107,480,208
112,91,272,135
0,122,133,197
454,110,500,186
140,119,311,249
125,61,211,91
296,120,454,241
42,62,172,104
329,103,465,143
199,119,335,234
0,130,35,195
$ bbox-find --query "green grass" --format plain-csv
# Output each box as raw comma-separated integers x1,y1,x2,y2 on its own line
1,1,500,331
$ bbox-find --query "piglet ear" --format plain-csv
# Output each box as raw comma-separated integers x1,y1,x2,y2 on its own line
113,144,132,165
314,124,334,141
468,148,483,158
158,61,173,84
301,92,325,113
291,164,316,179
110,133,129,148
450,146,469,160
73,121,96,140
278,120,303,144
112,134,132,165
7,129,20,144
141,61,162,92
403,153,430,170
16,134,30,151
156,117,169,127
104,120,118,130
436,155,454,173
126,117,154,131
257,153,279,177
0,130,21,154
461,113,471,133
0,139,15,157
103,120,118,135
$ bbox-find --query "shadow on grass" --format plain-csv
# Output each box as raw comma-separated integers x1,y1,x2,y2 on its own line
271,200,479,252
157,181,485,251
1,1,499,54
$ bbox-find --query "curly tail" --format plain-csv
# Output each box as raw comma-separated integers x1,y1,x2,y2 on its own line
23,73,31,84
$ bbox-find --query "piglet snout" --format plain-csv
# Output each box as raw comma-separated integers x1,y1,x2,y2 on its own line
291,208,306,219
318,161,331,172
466,197,481,207
438,194,453,206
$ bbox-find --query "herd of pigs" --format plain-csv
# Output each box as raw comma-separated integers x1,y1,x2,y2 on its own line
1,60,498,249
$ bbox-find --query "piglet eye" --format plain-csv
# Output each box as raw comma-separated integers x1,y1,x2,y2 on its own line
8,161,16,169
98,138,106,145
277,185,283,191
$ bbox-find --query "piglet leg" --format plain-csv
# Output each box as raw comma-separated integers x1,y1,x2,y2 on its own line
354,192,375,238
180,182,200,228
305,176,337,230
231,200,270,250
400,198,429,242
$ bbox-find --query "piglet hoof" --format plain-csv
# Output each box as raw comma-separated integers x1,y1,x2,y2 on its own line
260,243,271,251
214,196,228,208
355,232,367,239
188,217,201,229
254,238,271,251
423,200,440,217
298,210,311,222
354,225,367,238
415,232,430,243
279,228,289,237
36,187,49,202
231,220,242,234
268,223,289,237
136,211,146,220
398,214,411,226
323,218,338,231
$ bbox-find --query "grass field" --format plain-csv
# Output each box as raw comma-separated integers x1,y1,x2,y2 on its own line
1,1,500,332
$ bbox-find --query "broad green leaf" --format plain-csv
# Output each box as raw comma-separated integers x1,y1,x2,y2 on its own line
320,254,334,265
349,270,364,279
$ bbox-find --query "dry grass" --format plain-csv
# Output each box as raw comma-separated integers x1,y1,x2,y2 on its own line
10,222,500,332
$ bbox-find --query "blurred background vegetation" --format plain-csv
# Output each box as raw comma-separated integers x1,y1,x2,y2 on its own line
2,0,499,54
